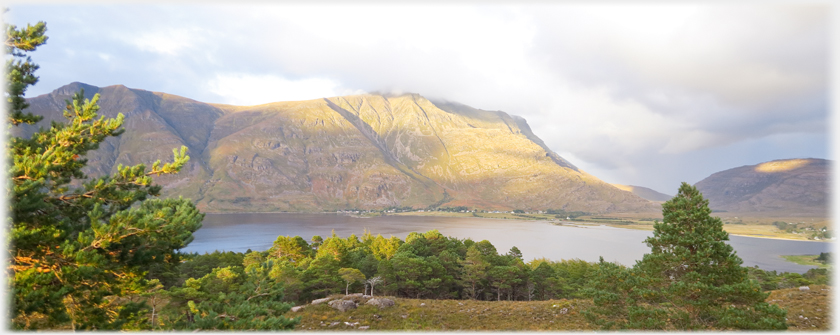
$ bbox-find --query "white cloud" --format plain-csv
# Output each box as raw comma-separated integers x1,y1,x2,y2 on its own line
123,28,202,56
207,73,358,106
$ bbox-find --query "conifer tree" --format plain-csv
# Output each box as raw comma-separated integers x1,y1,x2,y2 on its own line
584,183,787,330
167,263,299,330
458,245,488,300
7,20,203,329
5,18,47,125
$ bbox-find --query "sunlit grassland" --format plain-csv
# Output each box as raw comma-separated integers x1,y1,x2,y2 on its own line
292,296,592,331
290,286,831,331
766,285,832,330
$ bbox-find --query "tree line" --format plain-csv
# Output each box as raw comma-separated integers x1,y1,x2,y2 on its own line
165,230,604,304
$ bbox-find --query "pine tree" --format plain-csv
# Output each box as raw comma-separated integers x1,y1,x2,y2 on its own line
5,18,47,125
7,20,203,329
167,263,299,330
585,183,787,330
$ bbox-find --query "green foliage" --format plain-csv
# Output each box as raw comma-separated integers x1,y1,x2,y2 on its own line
167,263,299,330
747,266,830,291
5,18,47,125
338,268,366,295
171,251,246,288
7,20,203,330
268,235,312,263
300,255,342,300
459,245,489,299
803,268,830,285
533,258,600,299
815,252,831,264
363,232,402,261
584,183,787,330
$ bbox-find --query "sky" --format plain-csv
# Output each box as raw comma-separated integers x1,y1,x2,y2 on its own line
5,2,833,194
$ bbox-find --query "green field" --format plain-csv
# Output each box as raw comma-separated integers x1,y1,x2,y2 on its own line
781,255,832,269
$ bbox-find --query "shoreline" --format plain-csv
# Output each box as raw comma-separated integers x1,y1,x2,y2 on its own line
200,211,831,243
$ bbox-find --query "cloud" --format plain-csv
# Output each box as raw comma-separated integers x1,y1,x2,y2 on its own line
206,73,360,105
7,3,828,191
519,4,827,175
122,29,202,56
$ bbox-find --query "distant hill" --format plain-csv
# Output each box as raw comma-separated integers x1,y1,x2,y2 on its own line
611,184,672,202
17,82,658,214
694,158,829,216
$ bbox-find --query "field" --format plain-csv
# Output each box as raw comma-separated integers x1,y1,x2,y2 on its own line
291,286,831,331
781,255,832,269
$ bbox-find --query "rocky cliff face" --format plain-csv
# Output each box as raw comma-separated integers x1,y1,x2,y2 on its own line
694,158,829,215
18,83,658,213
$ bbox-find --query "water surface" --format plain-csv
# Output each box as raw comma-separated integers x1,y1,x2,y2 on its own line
183,213,831,273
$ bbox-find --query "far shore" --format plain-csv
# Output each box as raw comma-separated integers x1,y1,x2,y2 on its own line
199,210,832,243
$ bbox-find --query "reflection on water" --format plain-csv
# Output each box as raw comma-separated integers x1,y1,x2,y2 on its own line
182,213,831,273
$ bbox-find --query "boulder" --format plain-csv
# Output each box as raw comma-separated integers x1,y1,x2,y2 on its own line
290,306,305,312
366,298,396,310
312,297,333,305
329,299,358,312
799,286,810,291
345,293,364,298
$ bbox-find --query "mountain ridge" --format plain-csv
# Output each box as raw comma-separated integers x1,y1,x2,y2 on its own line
694,158,829,216
611,184,672,202
18,82,659,214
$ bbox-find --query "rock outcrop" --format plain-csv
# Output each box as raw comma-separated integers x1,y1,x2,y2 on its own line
328,299,358,312
366,298,396,310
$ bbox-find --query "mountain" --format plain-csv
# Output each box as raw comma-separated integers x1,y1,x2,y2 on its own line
694,158,829,215
17,82,659,213
611,184,672,202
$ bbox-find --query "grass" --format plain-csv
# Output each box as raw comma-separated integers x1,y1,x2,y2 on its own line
292,295,592,331
767,285,832,330
781,255,832,269
291,286,831,331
